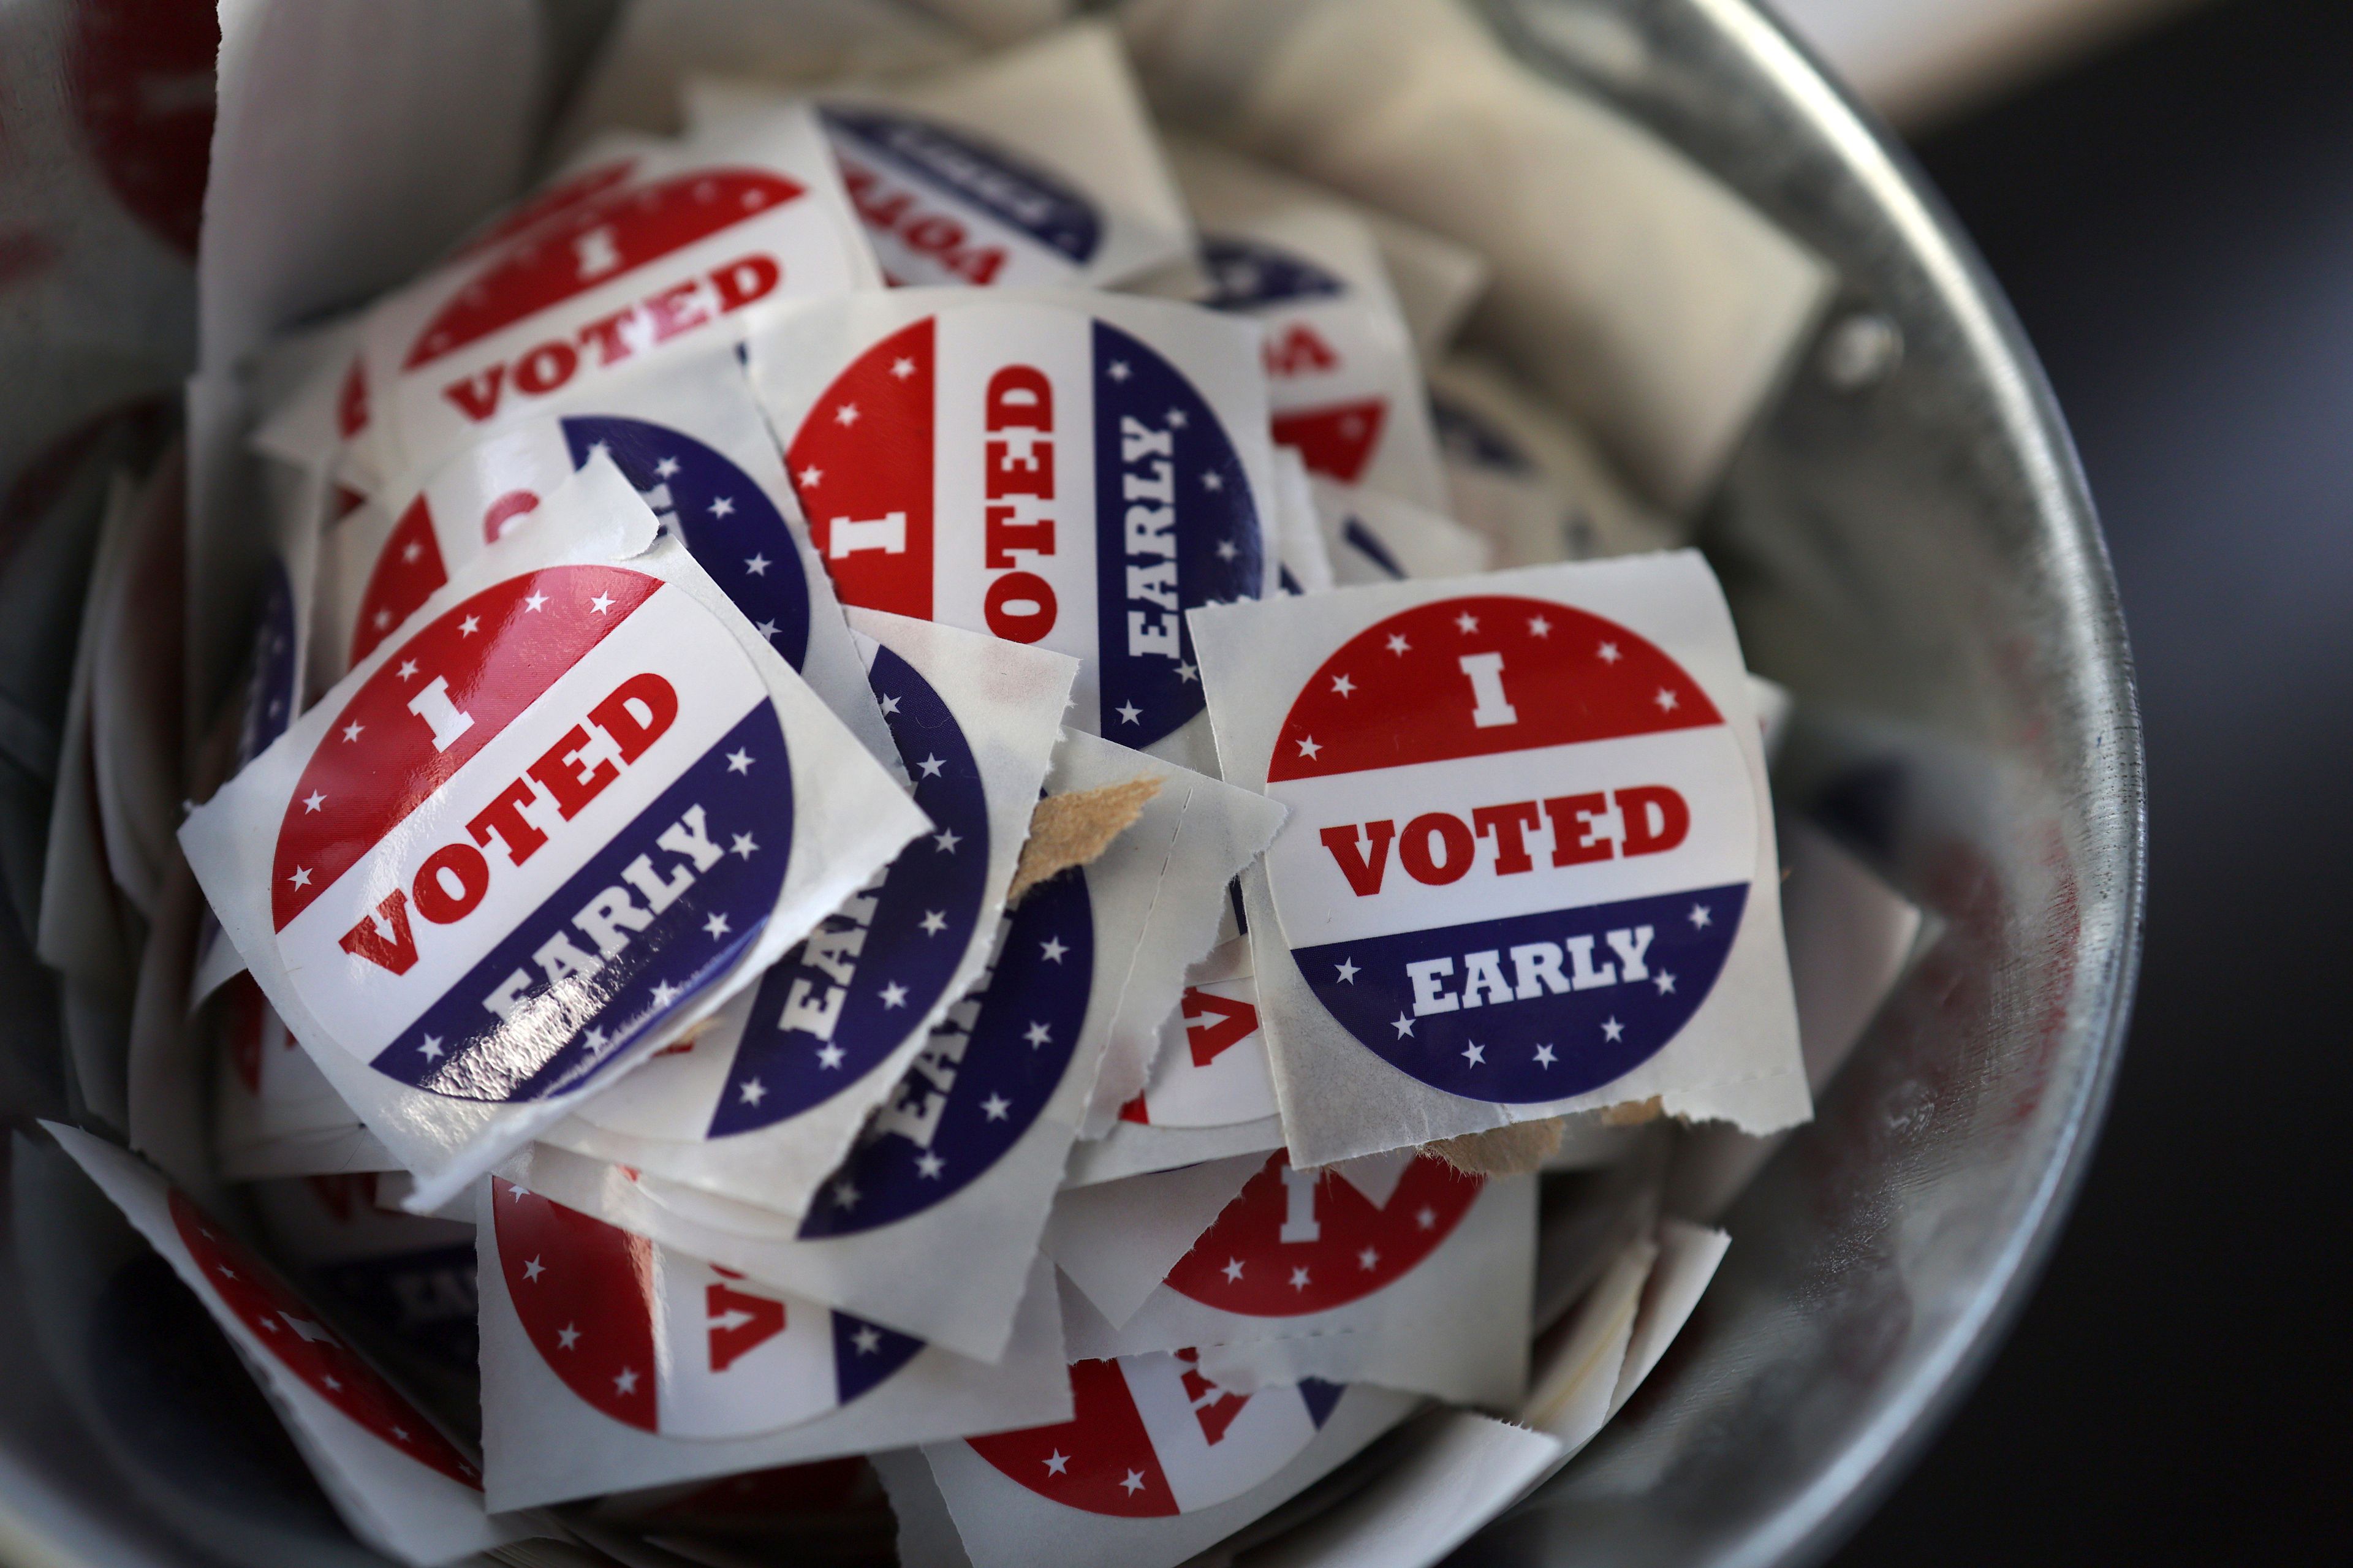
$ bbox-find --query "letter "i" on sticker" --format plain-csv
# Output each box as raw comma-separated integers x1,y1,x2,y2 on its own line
407,675,474,751
1457,653,1517,728
828,511,906,558
1278,1163,1321,1243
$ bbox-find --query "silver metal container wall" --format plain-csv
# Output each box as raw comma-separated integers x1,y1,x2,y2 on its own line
0,2,2142,1566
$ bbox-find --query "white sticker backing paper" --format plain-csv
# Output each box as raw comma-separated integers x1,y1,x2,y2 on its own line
179,459,927,1213
47,1126,531,1567
477,1179,1070,1510
1190,553,1809,1166
747,287,1278,771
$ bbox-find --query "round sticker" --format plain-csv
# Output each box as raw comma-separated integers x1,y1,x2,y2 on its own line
1162,1151,1479,1316
493,1181,919,1437
1262,594,1756,1102
967,1353,1343,1518
822,105,1102,287
784,306,1264,746
169,1189,481,1485
799,865,1092,1235
274,565,792,1103
700,643,993,1134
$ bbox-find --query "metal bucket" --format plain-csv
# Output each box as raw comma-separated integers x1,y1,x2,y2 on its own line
0,1,2143,1564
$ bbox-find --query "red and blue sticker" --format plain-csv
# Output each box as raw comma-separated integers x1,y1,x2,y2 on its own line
1261,594,1757,1102
822,105,1101,287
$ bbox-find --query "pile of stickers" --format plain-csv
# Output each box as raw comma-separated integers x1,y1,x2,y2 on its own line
39,7,1934,1567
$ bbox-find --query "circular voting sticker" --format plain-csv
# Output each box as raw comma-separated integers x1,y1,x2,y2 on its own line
1161,1152,1480,1316
271,564,790,1104
781,304,1264,748
1261,594,1758,1103
493,1181,920,1437
169,1190,482,1485
797,865,1092,1237
966,1353,1344,1518
821,105,1104,287
346,413,820,674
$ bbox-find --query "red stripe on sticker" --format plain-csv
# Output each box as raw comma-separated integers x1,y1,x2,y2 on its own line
1272,397,1387,484
349,494,449,667
273,565,661,930
449,157,640,262
1267,594,1722,783
786,317,936,619
492,1181,659,1431
967,1358,1179,1517
403,169,806,371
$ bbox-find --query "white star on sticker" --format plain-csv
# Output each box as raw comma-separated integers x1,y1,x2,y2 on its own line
881,982,909,1009
401,540,422,562
1215,537,1237,560
933,828,961,853
1168,409,1188,428
302,790,325,812
879,694,901,716
1535,1043,1557,1067
1655,971,1677,994
1689,903,1712,928
1296,735,1321,758
613,1368,638,1395
833,1180,861,1210
798,466,822,488
651,982,679,1007
817,1044,846,1070
1120,1471,1147,1496
917,754,944,778
709,495,735,518
1222,1258,1245,1282
744,553,769,575
1602,1017,1625,1042
756,619,780,638
1358,1246,1381,1270
654,457,680,479
852,1326,882,1354
1289,1266,1311,1290
459,615,480,636
287,866,311,889
1386,634,1411,655
1598,642,1622,664
1108,362,1131,381
1024,1021,1053,1048
395,659,419,680
1176,661,1199,683
556,1324,580,1349
1656,687,1679,711
1463,1042,1486,1066
890,357,916,379
589,594,615,615
522,1256,545,1282
834,401,860,426
373,608,391,629
1202,470,1223,491
1332,674,1355,696
584,1027,608,1053
1529,616,1552,637
915,1151,945,1179
727,748,753,773
920,910,947,936
419,1036,443,1059
705,913,731,938
731,833,758,859
1416,1206,1437,1230
1040,936,1067,963
524,592,547,613
1335,958,1359,983
980,1094,1011,1121
738,1078,766,1105
341,722,364,743
1044,1451,1070,1476
1116,702,1142,725
1392,1014,1416,1037
1455,612,1480,632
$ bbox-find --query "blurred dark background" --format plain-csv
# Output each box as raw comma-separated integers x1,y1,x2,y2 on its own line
1829,0,2351,1561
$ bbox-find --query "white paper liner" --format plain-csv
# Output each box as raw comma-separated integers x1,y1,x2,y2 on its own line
181,458,926,1213
692,21,1195,291
1059,1156,1533,1407
476,1178,1070,1510
316,343,897,776
1271,447,1336,596
352,101,881,487
47,1125,533,1566
745,285,1279,775
894,1357,1417,1568
1163,142,1448,512
1190,553,1809,1167
1667,816,1929,1222
1311,476,1491,587
1121,0,1831,510
545,611,1074,1222
1042,1151,1264,1328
